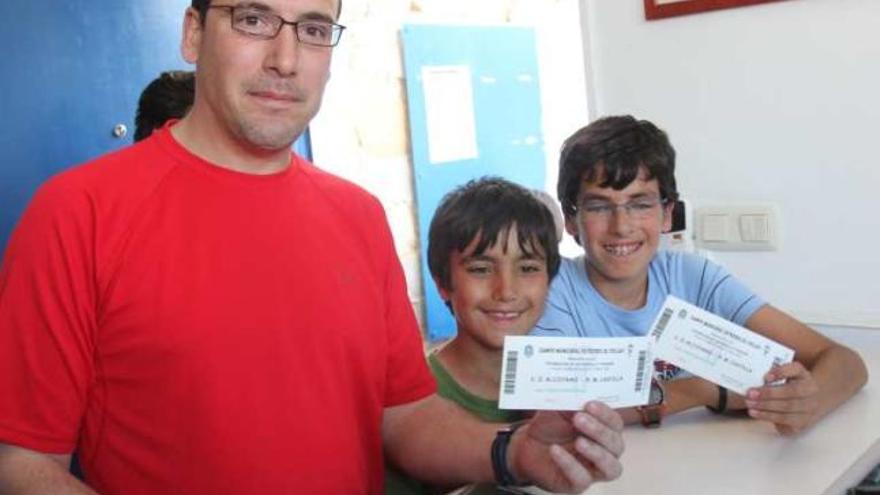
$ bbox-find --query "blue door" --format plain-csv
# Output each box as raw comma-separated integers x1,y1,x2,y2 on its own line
0,1,311,251
0,1,190,250
401,25,546,341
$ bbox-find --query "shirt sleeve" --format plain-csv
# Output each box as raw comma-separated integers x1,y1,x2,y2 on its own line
376,209,436,407
0,178,97,453
680,253,766,326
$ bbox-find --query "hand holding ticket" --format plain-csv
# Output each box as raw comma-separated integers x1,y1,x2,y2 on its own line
649,296,795,395
498,336,653,410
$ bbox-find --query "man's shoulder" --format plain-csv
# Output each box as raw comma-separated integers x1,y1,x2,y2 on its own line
39,137,177,203
6,139,181,274
21,138,183,253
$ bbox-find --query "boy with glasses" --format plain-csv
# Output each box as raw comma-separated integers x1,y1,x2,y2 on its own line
533,115,866,433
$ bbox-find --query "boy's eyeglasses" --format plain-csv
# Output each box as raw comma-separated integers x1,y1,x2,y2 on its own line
208,5,346,47
577,197,667,222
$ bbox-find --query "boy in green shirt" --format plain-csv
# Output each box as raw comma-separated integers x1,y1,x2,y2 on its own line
386,177,561,494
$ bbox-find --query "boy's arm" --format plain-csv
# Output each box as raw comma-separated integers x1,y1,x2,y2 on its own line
616,376,722,425
0,444,95,494
740,304,868,435
619,305,867,430
382,393,624,493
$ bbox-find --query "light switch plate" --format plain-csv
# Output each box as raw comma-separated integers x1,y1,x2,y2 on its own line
702,214,730,242
695,204,779,251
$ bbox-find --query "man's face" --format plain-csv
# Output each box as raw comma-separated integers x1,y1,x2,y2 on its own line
566,168,673,298
439,228,549,351
182,0,338,150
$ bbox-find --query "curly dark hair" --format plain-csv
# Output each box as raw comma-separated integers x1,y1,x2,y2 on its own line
134,71,195,142
557,115,679,220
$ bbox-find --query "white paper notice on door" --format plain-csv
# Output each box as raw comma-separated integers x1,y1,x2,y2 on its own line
420,65,479,164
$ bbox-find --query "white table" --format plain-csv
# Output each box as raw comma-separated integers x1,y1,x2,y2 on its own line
531,325,880,495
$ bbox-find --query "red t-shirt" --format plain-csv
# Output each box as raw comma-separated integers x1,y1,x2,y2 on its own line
0,126,436,494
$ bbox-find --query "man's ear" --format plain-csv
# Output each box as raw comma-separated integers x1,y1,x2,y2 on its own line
181,7,203,64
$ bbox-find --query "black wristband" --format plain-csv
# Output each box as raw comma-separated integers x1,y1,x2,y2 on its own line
491,421,527,486
707,385,728,414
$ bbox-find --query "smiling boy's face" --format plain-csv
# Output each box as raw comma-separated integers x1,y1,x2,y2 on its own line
439,227,550,351
566,167,673,301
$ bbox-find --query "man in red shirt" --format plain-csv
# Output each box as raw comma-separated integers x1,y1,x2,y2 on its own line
0,1,625,493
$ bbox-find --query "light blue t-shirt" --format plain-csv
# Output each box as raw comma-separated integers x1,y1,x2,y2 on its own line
533,251,765,339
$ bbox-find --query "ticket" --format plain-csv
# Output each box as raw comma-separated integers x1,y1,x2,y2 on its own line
498,336,653,410
649,295,795,395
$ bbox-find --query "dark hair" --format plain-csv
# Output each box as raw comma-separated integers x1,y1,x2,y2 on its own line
134,71,195,142
190,0,343,23
557,115,679,220
428,177,561,295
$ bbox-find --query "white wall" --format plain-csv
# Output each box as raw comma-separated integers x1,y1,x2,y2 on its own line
581,0,880,328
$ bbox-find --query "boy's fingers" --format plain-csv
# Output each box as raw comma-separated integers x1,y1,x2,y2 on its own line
573,437,623,482
746,397,811,414
573,412,624,458
763,361,808,382
749,376,818,401
585,401,625,432
748,408,811,432
549,444,594,493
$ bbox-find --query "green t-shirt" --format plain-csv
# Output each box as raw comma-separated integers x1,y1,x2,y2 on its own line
384,352,526,495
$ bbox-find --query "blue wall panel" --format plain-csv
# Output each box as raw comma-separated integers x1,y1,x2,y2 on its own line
402,25,545,341
0,1,311,251
0,1,191,250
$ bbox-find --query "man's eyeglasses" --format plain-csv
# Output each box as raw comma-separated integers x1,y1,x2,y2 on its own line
577,197,667,222
208,5,346,47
